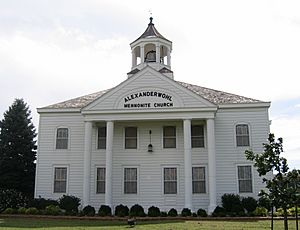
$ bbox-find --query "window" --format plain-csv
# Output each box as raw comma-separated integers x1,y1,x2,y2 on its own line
236,124,250,146
124,168,137,194
238,165,253,193
96,167,105,194
163,126,176,148
164,167,177,194
54,167,67,193
125,127,137,149
56,128,68,149
191,125,204,148
97,127,106,149
192,167,206,193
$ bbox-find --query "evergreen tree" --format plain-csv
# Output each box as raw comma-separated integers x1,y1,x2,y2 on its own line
0,99,37,198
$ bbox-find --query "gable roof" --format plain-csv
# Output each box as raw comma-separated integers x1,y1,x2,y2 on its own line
177,81,261,104
44,89,110,109
41,80,262,110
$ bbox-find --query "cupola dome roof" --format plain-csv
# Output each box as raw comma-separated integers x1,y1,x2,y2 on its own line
131,17,171,44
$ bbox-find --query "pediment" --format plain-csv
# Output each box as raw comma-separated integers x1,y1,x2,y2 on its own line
83,66,216,112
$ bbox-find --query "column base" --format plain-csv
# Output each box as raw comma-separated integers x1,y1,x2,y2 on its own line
184,203,193,212
208,204,217,215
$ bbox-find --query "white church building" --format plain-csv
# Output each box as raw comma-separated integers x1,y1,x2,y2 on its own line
35,18,270,213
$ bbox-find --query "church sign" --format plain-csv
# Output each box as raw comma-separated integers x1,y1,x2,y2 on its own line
123,90,174,109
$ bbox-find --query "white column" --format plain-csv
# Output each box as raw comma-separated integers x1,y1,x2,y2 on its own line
183,119,193,210
132,49,136,67
83,121,92,207
207,118,217,214
105,121,114,208
140,45,145,63
167,48,171,66
156,44,160,63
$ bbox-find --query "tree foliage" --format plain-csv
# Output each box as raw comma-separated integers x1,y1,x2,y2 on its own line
0,99,36,198
245,133,300,230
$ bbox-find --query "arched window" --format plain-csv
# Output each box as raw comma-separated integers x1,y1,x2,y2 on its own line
236,124,250,147
56,128,69,149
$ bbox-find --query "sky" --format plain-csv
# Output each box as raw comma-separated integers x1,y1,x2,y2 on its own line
0,0,299,168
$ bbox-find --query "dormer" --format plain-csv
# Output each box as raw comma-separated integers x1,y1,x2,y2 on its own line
128,17,173,79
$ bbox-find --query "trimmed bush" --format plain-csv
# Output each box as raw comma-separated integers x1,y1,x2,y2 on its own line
242,197,257,213
25,207,39,215
168,208,178,217
222,193,243,213
98,205,112,216
115,204,129,217
2,208,16,214
129,204,145,217
212,206,226,217
181,208,192,217
197,208,208,217
18,207,27,214
161,211,167,217
192,212,197,217
59,195,80,215
148,206,161,217
0,189,28,212
28,198,59,210
45,205,61,215
82,205,95,216
253,207,268,217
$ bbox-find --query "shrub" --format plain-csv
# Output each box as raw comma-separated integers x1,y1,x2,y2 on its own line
82,205,95,216
45,205,61,216
197,208,208,217
289,207,300,216
0,189,28,212
115,204,129,217
59,195,80,215
192,212,197,217
129,204,145,217
242,197,257,213
18,207,27,214
98,205,112,216
161,211,167,217
168,208,178,217
253,207,268,217
2,208,16,214
212,206,226,217
258,196,272,211
28,198,59,210
181,208,192,217
25,207,39,215
147,206,160,217
276,208,292,217
222,193,243,213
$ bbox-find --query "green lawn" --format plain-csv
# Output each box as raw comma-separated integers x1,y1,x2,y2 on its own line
0,217,299,229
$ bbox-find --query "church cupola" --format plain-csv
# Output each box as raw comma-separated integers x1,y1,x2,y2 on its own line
128,17,173,78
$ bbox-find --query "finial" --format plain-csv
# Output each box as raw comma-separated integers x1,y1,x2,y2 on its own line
149,17,153,25
148,9,153,25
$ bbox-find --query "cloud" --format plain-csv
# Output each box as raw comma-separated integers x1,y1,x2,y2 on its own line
271,115,300,164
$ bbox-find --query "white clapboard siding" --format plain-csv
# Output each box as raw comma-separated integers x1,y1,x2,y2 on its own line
35,113,85,200
214,107,270,204
36,105,270,212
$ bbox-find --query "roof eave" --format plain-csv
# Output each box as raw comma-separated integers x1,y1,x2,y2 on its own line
218,102,271,109
37,108,81,113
